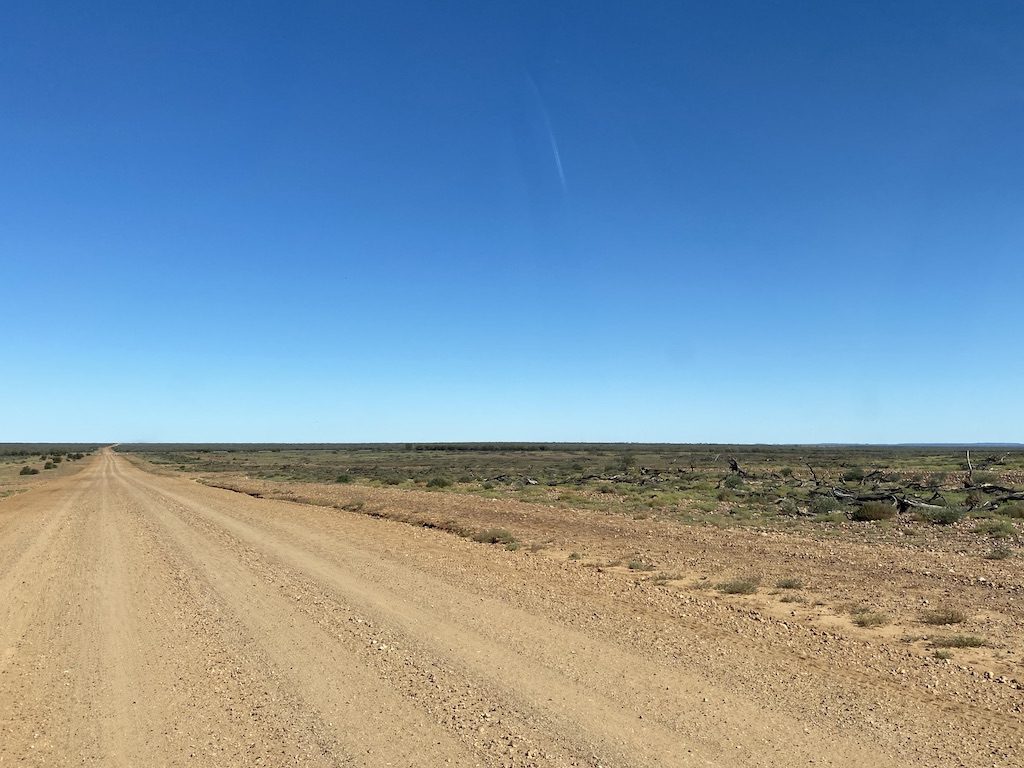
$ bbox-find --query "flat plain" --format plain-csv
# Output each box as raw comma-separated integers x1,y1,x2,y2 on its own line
0,444,1021,766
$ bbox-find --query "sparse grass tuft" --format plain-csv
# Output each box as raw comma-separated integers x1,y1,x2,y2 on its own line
568,551,582,560
975,519,1016,538
717,577,760,595
628,559,656,571
985,546,1013,560
996,502,1024,519
776,577,804,590
932,635,984,648
472,528,516,546
851,610,890,628
933,649,953,660
920,607,968,626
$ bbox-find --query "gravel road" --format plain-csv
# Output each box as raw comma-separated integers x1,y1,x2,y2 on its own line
0,450,1018,767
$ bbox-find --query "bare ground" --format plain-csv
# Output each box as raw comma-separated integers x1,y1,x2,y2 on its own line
0,450,1020,766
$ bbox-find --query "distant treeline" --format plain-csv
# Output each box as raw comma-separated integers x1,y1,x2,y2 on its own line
113,442,1024,457
0,444,102,456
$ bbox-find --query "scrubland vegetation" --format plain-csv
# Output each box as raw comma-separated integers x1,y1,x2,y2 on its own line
115,442,1024,539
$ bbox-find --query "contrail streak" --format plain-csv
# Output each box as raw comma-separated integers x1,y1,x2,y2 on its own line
526,71,567,193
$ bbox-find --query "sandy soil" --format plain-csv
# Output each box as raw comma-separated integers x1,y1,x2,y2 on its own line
0,450,1020,767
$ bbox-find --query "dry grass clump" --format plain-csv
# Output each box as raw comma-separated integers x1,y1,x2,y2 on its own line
850,608,890,628
717,577,760,595
628,559,656,571
776,577,804,590
472,528,517,546
920,607,968,626
932,635,985,648
984,546,1013,560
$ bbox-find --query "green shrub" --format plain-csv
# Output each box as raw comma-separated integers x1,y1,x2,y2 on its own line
809,495,841,515
842,467,865,482
923,507,964,525
43,461,55,470
975,519,1015,538
996,502,1024,519
723,474,744,489
19,466,39,475
849,501,895,522
335,474,353,483
426,477,451,488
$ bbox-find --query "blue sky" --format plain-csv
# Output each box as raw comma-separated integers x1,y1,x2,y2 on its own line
1,1,1022,442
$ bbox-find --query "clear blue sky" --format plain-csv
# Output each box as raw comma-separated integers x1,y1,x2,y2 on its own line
2,2,1022,443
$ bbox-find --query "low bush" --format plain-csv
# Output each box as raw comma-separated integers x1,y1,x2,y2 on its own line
849,501,895,522
426,477,451,488
335,474,352,483
43,461,55,470
851,610,890,628
922,507,964,526
842,467,865,482
19,466,39,475
809,495,841,515
776,577,804,590
996,502,1024,519
974,519,1016,538
717,577,760,595
920,607,968,625
628,559,656,571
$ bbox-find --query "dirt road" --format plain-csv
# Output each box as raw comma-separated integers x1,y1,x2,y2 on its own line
0,450,1018,767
